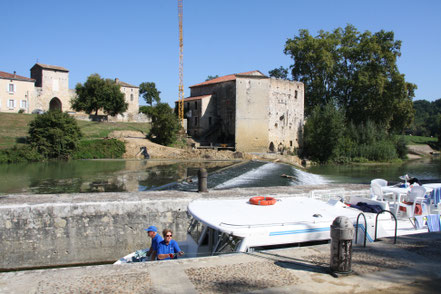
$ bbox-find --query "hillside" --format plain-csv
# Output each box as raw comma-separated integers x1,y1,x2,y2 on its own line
0,113,150,149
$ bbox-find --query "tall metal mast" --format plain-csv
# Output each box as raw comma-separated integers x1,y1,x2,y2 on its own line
178,0,184,124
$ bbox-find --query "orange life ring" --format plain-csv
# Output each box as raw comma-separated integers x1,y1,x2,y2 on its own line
249,196,277,206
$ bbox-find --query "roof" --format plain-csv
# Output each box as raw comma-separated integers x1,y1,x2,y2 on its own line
115,79,138,88
0,71,35,82
179,94,212,103
31,63,69,72
189,70,266,88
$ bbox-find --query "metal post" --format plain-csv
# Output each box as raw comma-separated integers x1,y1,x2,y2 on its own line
198,168,208,192
330,216,354,274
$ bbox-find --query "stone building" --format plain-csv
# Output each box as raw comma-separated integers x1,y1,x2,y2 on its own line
30,63,73,113
181,70,304,153
0,71,35,113
0,63,141,121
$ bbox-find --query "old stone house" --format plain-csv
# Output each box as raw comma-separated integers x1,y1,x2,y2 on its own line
0,63,141,121
181,70,304,153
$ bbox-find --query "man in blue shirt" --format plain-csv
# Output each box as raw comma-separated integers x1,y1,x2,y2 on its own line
157,229,184,260
145,225,163,261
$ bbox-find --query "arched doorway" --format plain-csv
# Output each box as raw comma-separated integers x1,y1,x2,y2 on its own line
49,97,62,111
269,142,275,153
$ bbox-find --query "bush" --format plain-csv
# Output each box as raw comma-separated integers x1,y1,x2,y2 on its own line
72,139,125,159
303,103,345,162
28,110,82,159
0,145,43,164
148,103,181,146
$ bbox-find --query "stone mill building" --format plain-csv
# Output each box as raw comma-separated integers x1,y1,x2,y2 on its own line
180,70,304,153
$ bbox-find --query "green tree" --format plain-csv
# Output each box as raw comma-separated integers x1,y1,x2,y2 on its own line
139,82,161,106
303,103,345,162
205,75,219,81
284,24,416,133
148,103,181,146
72,74,128,116
268,66,290,80
28,110,83,159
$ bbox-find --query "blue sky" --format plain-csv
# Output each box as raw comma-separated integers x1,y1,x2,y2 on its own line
1,0,440,106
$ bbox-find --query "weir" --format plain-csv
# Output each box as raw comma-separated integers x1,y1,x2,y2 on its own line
0,184,369,271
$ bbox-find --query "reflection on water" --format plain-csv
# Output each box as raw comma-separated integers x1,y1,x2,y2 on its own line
307,158,441,184
0,157,440,194
0,160,237,194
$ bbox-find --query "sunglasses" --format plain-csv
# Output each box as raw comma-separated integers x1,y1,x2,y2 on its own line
165,234,172,237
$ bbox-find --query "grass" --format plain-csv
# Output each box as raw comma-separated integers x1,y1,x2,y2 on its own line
399,135,438,145
0,113,151,149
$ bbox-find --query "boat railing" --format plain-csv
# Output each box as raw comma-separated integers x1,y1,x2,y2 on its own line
309,189,370,203
355,212,368,247
375,210,397,244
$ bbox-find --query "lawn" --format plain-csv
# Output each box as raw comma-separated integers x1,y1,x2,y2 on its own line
0,113,151,149
399,135,438,145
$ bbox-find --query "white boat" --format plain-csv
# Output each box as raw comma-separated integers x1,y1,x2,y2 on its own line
185,193,428,257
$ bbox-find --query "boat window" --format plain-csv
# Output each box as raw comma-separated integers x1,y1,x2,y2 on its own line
213,233,241,254
187,218,204,243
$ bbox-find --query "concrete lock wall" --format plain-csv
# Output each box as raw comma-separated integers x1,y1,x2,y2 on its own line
0,193,194,270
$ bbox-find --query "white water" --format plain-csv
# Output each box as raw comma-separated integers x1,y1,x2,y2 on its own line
213,162,330,190
291,166,331,185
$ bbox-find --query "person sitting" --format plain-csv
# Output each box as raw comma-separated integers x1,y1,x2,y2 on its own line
156,229,184,260
145,225,163,261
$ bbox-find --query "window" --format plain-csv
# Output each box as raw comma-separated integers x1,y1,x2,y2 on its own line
8,99,15,109
20,100,27,109
194,116,198,126
194,101,198,110
295,90,298,98
130,94,134,101
8,83,15,93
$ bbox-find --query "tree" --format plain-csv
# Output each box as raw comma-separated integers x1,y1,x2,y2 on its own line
148,103,181,146
72,74,128,116
284,25,416,133
206,75,219,81
303,103,345,162
28,110,83,159
268,66,290,80
139,82,161,106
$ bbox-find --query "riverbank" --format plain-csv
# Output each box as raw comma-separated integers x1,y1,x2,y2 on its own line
1,232,440,293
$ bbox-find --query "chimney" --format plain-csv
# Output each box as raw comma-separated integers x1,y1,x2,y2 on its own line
13,71,16,78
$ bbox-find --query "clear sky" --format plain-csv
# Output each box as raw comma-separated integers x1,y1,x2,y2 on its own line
1,0,440,106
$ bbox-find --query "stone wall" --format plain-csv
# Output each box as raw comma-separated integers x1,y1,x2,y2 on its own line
0,192,194,270
268,79,304,152
235,76,270,152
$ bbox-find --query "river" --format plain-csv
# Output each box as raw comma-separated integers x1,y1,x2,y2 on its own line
0,158,440,194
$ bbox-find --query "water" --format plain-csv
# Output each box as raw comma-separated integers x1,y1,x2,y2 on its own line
0,158,440,194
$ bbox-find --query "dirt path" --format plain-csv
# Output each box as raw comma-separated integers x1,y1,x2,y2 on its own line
108,130,254,161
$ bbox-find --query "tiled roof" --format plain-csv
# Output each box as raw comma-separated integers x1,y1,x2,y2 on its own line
0,71,35,82
32,63,69,72
189,70,266,88
115,80,138,88
176,94,212,103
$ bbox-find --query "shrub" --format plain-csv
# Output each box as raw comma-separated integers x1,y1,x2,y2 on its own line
0,145,43,164
148,103,181,146
72,139,125,159
28,110,82,159
303,103,345,162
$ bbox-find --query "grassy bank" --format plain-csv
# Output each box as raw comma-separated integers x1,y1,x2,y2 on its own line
0,113,151,149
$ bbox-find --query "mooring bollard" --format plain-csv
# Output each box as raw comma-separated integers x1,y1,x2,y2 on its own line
198,168,208,192
330,216,354,274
